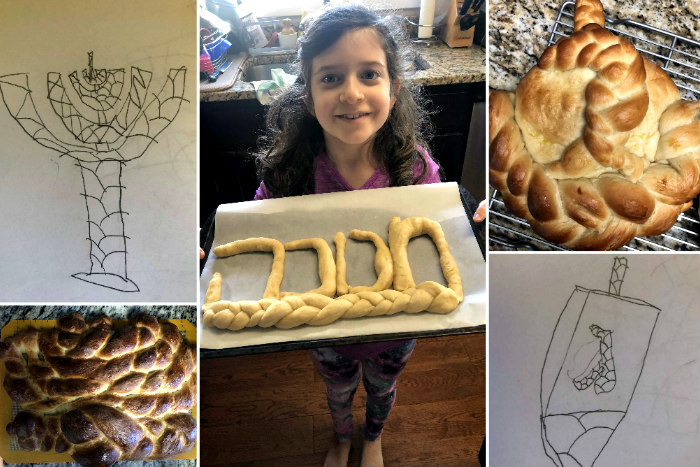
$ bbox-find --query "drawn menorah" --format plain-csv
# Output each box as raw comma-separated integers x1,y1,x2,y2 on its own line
0,53,187,292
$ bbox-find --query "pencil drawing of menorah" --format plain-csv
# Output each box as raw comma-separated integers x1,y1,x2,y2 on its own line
0,53,187,292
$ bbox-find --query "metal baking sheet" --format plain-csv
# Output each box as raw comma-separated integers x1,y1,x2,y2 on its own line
199,182,486,349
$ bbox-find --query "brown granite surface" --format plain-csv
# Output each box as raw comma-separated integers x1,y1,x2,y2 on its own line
490,0,700,92
201,41,486,102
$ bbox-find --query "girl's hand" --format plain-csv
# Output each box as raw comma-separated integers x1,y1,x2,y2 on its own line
199,248,205,260
473,200,487,222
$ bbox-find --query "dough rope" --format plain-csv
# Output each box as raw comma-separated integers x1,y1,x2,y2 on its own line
281,237,336,298
203,216,463,330
335,229,393,294
0,314,197,466
213,237,285,299
489,0,700,250
334,232,349,296
389,216,463,301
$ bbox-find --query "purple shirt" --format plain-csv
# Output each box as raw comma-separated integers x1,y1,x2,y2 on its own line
254,148,441,199
254,149,441,360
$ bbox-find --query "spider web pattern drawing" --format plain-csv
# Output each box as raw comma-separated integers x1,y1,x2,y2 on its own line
47,67,152,146
542,409,626,467
78,159,129,280
69,53,124,113
572,324,616,394
0,53,188,292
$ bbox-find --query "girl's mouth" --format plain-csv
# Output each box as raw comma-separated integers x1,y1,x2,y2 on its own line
336,112,370,120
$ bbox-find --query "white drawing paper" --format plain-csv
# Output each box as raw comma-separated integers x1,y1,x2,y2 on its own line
489,254,700,467
0,0,197,302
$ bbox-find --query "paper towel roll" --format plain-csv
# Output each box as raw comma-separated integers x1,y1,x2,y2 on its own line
418,0,436,38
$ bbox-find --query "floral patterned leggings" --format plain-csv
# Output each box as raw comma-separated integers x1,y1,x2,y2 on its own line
309,339,416,442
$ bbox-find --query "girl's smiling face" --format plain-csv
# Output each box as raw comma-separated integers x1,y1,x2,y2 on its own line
309,28,397,151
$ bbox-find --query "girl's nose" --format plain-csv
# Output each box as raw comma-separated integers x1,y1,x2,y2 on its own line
339,77,364,104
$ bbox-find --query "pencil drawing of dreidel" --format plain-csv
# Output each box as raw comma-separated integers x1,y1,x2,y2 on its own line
0,52,186,292
540,257,660,467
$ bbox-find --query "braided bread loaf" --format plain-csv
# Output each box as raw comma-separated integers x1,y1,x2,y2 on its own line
490,0,700,250
0,314,196,466
202,216,463,330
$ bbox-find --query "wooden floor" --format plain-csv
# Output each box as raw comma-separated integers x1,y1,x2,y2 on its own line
200,333,485,467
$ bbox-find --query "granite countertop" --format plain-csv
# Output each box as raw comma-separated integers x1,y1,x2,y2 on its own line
0,306,196,467
490,0,700,91
0,306,196,330
201,41,486,102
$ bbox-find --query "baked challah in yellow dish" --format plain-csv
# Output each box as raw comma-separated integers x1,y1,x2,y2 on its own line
0,314,196,467
489,0,700,250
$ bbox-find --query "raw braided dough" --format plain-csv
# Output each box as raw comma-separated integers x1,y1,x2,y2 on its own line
490,0,700,250
0,314,196,467
202,216,463,330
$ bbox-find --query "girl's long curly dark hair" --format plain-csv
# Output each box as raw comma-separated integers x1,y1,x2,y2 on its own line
257,3,435,197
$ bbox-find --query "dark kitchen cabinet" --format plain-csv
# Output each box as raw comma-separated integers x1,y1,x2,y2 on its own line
200,81,485,224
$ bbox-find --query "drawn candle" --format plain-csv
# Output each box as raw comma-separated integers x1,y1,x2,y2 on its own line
0,53,186,292
540,257,660,467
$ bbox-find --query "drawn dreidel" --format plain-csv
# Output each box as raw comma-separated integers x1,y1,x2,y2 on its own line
0,52,186,292
540,257,660,467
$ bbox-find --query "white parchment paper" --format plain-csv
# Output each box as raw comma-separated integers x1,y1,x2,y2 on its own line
0,0,197,302
200,182,486,349
489,254,700,467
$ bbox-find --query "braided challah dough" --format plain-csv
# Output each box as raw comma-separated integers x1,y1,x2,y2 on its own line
0,314,196,466
202,216,463,330
489,0,700,250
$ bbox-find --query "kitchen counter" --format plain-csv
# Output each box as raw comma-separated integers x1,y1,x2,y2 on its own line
201,41,486,102
0,306,196,467
490,0,700,91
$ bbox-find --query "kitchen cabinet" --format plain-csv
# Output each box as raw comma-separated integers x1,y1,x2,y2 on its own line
200,81,485,224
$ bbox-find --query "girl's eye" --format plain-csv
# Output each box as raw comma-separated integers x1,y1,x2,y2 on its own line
361,70,379,80
321,74,340,84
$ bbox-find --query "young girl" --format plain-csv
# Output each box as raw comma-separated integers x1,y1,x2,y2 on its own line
252,4,485,466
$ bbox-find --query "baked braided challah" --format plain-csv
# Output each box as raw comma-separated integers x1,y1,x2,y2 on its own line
489,0,700,250
0,314,196,466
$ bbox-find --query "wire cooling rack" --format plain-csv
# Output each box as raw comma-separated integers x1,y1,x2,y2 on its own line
489,1,700,251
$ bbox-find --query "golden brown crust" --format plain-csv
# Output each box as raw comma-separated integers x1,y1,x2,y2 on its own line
1,315,197,466
489,0,700,250
573,0,605,32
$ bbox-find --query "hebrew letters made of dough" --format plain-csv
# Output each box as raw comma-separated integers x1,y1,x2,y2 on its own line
202,216,463,330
